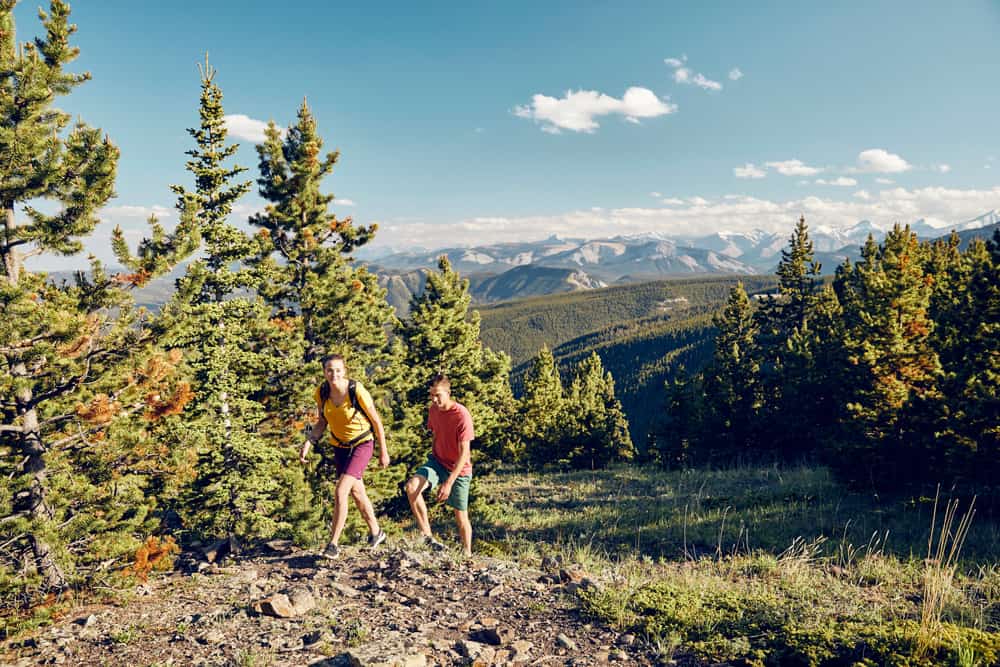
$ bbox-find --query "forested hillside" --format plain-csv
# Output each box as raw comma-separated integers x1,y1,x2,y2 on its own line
479,275,776,368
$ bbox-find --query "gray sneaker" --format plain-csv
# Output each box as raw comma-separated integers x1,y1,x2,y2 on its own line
368,531,386,549
423,535,446,552
320,542,340,560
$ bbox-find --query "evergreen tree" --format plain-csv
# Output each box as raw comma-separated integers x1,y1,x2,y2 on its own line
397,257,515,468
702,282,760,462
156,62,302,545
519,345,565,466
962,230,1000,483
0,1,191,593
650,366,706,468
836,225,941,481
558,353,634,468
754,217,822,457
250,100,401,521
922,233,979,472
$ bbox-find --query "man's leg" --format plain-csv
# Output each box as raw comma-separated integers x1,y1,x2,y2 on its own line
329,474,357,545
405,475,433,537
350,479,380,537
453,508,472,557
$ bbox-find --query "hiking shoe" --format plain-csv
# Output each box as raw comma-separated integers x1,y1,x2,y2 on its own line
367,530,386,549
320,542,340,560
423,535,446,552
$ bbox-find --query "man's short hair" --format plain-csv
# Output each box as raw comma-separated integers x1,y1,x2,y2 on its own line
429,373,451,391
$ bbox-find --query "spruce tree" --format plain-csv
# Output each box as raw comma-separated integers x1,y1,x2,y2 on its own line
0,1,193,593
519,345,565,466
837,225,940,481
559,352,634,469
754,217,822,457
250,101,401,520
962,230,1000,483
156,62,300,545
702,282,760,462
651,367,706,468
397,257,515,467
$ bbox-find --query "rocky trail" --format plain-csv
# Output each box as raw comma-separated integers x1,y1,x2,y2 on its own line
2,538,663,666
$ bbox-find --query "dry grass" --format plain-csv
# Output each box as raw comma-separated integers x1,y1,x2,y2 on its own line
466,463,1000,665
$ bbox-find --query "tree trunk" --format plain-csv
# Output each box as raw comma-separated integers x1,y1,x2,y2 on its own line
14,362,68,590
3,201,21,286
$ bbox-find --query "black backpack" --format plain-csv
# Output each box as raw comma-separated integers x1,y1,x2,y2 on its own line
319,379,374,448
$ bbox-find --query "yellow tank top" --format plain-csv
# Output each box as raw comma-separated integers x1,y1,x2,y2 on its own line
314,382,375,447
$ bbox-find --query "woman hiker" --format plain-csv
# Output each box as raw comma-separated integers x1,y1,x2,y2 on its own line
300,354,389,559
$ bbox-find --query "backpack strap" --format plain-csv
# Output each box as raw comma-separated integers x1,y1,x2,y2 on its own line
348,379,375,428
326,379,373,449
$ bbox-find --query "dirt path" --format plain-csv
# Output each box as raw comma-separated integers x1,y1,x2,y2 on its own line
2,538,658,666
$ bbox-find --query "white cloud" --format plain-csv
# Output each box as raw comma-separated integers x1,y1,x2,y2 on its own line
514,87,677,134
650,191,663,198
816,177,857,187
664,56,722,92
734,163,766,179
103,205,172,219
692,73,722,91
934,164,952,174
875,177,895,185
728,68,744,81
334,198,357,207
223,114,286,143
231,202,266,218
661,197,685,205
765,159,822,176
855,148,912,173
374,185,1000,250
853,190,872,200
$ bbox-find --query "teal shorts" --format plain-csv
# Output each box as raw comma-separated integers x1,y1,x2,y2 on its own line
415,458,471,512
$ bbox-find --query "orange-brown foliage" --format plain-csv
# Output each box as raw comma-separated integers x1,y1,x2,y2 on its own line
114,269,153,288
122,536,180,583
270,317,298,333
59,334,92,359
145,382,194,420
76,394,121,425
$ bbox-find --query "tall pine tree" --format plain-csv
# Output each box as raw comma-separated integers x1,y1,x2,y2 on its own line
250,101,402,521
156,62,301,546
397,257,515,468
559,353,634,469
519,345,565,466
702,282,761,462
754,217,822,457
836,226,941,482
0,1,192,593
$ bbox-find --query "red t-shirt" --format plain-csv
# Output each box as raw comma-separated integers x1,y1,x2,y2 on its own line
427,402,474,476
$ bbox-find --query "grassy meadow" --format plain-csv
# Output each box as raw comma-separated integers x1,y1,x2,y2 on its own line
462,464,1000,666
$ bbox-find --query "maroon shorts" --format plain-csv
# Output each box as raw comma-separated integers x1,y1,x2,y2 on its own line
332,440,374,480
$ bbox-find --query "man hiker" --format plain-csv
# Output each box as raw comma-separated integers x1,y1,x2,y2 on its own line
404,373,474,557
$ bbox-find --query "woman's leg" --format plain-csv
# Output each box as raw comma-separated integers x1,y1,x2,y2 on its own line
329,474,356,545
349,478,381,537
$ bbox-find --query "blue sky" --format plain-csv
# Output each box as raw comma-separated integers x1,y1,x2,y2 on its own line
15,0,1000,269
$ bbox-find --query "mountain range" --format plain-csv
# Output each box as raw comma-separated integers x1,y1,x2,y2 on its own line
44,210,1000,312
369,211,1000,309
